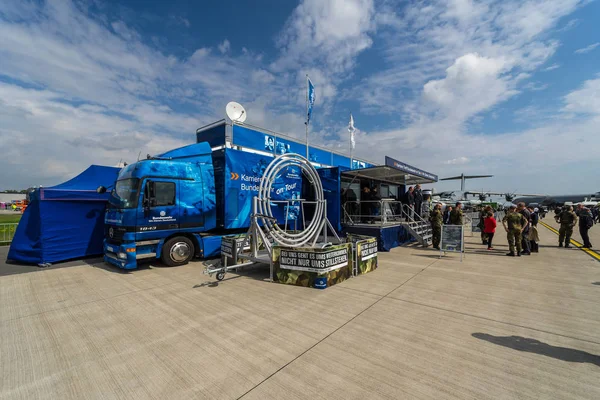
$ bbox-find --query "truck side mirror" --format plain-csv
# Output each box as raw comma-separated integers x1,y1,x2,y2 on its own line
97,186,107,194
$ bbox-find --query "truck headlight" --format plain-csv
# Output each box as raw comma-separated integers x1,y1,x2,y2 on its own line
118,252,127,259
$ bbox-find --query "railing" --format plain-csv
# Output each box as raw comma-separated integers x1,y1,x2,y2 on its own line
400,204,430,225
0,223,18,245
342,200,405,226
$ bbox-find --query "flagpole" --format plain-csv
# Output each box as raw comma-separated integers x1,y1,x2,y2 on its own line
305,74,309,159
349,113,355,169
350,113,353,167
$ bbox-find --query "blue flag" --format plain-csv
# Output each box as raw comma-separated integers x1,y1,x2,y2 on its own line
307,78,315,125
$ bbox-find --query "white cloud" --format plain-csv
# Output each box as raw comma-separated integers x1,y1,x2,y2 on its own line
422,53,516,120
574,42,600,54
0,0,288,187
557,18,579,32
218,39,231,54
523,81,549,91
543,63,560,71
356,0,583,115
563,76,600,114
273,0,374,72
445,157,470,165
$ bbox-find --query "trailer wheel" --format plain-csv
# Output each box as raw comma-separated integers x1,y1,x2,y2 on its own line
216,272,225,281
161,237,194,267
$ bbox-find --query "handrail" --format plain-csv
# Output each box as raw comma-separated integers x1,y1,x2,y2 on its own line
342,199,404,226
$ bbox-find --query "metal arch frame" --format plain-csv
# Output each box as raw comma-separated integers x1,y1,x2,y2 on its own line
206,153,341,282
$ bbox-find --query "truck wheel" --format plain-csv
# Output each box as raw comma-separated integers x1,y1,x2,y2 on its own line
161,237,194,267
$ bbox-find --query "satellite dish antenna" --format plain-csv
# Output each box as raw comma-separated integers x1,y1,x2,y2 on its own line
226,101,247,123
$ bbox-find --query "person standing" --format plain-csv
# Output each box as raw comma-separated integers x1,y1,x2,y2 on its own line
577,205,594,248
479,206,492,245
443,205,453,225
406,186,415,221
484,211,497,250
502,205,528,256
429,203,443,250
555,205,578,248
450,202,463,225
414,184,423,218
528,207,540,252
517,202,532,255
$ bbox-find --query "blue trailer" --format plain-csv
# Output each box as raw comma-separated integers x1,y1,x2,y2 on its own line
102,141,304,269
100,120,435,269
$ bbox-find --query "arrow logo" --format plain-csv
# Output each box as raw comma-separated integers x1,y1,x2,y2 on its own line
230,172,239,180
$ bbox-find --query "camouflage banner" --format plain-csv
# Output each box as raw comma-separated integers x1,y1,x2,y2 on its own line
347,234,378,275
272,243,352,288
355,238,378,274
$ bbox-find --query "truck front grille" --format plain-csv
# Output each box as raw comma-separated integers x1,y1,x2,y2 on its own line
106,225,127,244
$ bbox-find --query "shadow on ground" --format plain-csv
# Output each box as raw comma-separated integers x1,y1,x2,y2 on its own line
472,333,600,367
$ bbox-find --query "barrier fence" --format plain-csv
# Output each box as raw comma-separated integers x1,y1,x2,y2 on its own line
0,223,18,245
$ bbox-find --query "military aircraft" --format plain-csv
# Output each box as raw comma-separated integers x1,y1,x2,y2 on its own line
513,191,600,207
432,174,496,208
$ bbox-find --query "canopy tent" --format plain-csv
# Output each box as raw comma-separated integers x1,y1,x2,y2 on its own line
7,165,120,265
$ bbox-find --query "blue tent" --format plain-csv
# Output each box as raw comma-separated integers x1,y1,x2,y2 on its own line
7,165,120,265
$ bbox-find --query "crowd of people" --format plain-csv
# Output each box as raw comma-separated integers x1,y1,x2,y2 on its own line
429,200,596,255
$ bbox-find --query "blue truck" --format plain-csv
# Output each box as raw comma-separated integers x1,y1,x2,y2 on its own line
101,141,309,269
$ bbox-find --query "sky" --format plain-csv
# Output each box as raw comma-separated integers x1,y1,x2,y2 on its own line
0,0,599,195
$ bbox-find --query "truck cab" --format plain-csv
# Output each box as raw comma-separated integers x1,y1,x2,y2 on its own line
103,143,217,269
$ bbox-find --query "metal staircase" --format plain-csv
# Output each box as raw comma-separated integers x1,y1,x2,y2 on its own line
401,205,433,247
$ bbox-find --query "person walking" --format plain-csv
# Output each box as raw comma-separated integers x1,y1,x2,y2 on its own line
555,205,578,248
502,205,528,257
443,206,453,225
429,203,443,250
450,202,463,225
577,204,594,248
414,184,423,218
484,211,497,250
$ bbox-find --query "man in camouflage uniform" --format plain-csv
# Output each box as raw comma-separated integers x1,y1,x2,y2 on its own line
429,203,443,250
555,205,577,248
502,205,528,256
450,202,463,225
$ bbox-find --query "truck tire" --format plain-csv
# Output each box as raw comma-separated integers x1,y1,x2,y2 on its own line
161,236,194,267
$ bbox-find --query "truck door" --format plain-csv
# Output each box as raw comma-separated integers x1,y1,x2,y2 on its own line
136,178,180,240
179,176,205,231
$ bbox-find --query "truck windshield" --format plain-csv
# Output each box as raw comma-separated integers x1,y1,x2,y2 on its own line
112,178,140,209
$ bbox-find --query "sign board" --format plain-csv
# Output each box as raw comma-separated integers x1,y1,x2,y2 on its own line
440,225,464,261
347,234,378,275
229,124,372,170
220,234,250,265
384,156,438,181
272,243,352,288
277,248,348,273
